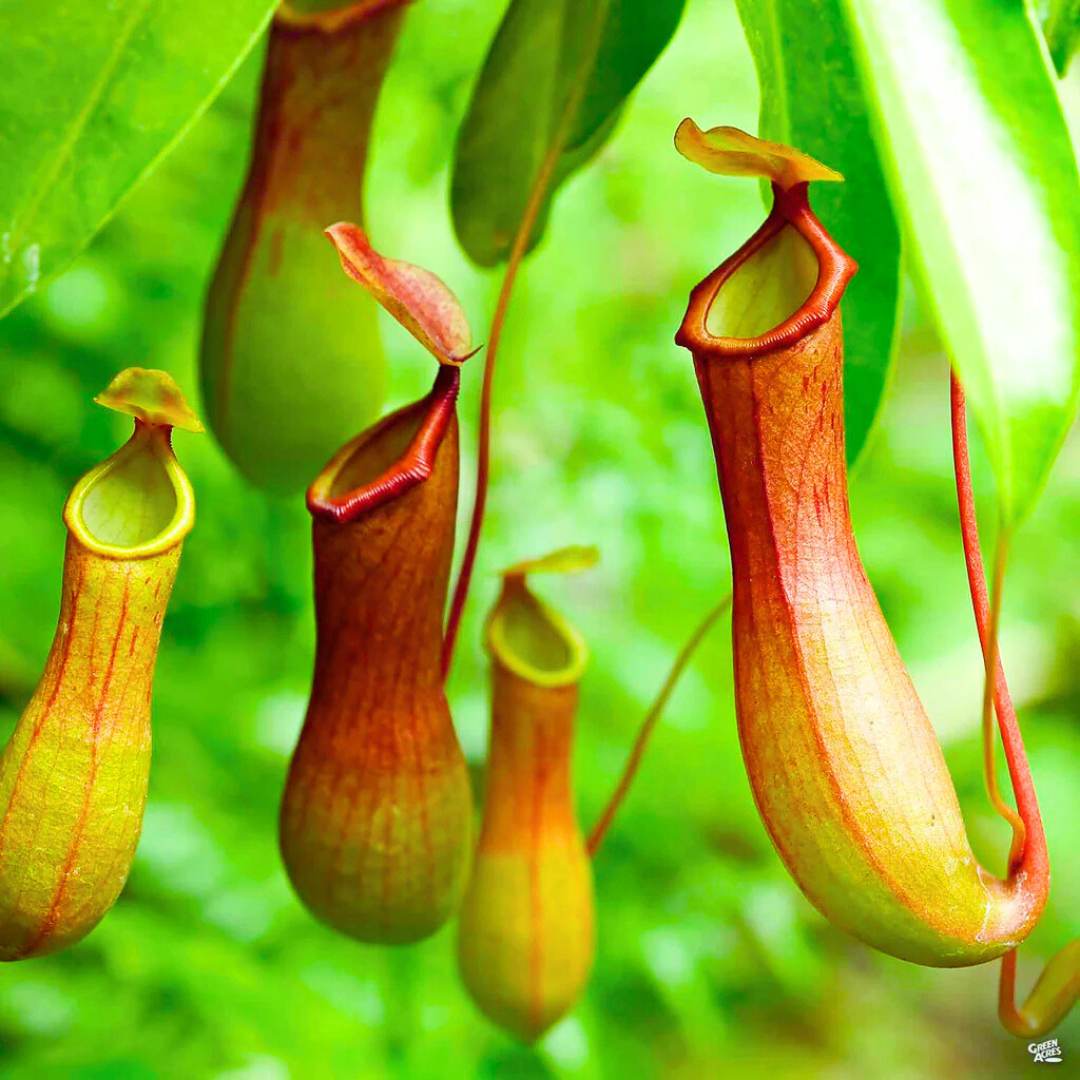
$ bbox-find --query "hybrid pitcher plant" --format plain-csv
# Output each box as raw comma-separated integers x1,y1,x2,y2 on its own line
666,121,1078,1038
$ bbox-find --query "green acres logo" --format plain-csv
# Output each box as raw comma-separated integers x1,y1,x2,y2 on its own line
1029,1039,1063,1064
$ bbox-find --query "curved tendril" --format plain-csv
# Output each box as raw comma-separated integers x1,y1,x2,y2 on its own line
441,0,611,680
982,537,1026,867
949,372,1043,873
439,221,529,678
999,943,1080,1038
587,594,732,857
950,371,1074,1037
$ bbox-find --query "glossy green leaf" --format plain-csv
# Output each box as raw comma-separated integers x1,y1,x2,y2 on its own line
0,0,276,317
735,0,903,466
1045,0,1080,74
451,0,685,267
842,0,1080,522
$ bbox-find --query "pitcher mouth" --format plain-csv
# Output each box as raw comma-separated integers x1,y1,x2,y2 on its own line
307,364,459,524
486,576,588,689
675,183,858,360
64,422,195,560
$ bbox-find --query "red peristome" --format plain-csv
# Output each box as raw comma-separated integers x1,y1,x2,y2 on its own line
675,183,856,358
307,365,460,522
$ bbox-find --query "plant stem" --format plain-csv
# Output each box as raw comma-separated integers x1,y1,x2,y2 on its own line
587,594,731,856
949,371,1040,868
439,181,545,678
949,371,1075,1038
980,536,1026,865
999,940,1080,1038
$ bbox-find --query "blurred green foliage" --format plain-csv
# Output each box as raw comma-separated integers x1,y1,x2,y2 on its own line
0,2,1076,1076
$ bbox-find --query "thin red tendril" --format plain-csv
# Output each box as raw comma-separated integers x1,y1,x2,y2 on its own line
949,369,1064,1037
949,371,1045,875
587,595,731,856
441,4,610,679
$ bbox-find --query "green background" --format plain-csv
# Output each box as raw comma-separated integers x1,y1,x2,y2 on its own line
0,2,1076,1076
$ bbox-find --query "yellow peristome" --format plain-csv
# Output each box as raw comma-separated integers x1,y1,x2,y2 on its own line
486,556,591,690
94,367,204,433
675,119,843,189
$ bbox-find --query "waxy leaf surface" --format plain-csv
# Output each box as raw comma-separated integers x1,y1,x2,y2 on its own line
452,0,685,266
735,0,903,466
842,0,1080,521
0,0,276,316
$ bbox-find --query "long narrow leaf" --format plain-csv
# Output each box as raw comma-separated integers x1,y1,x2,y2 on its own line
842,0,1080,522
735,0,903,466
0,0,277,317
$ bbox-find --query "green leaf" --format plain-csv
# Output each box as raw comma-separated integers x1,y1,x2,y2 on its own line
451,0,685,267
0,0,276,317
1045,0,1080,74
842,0,1080,522
735,0,903,466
